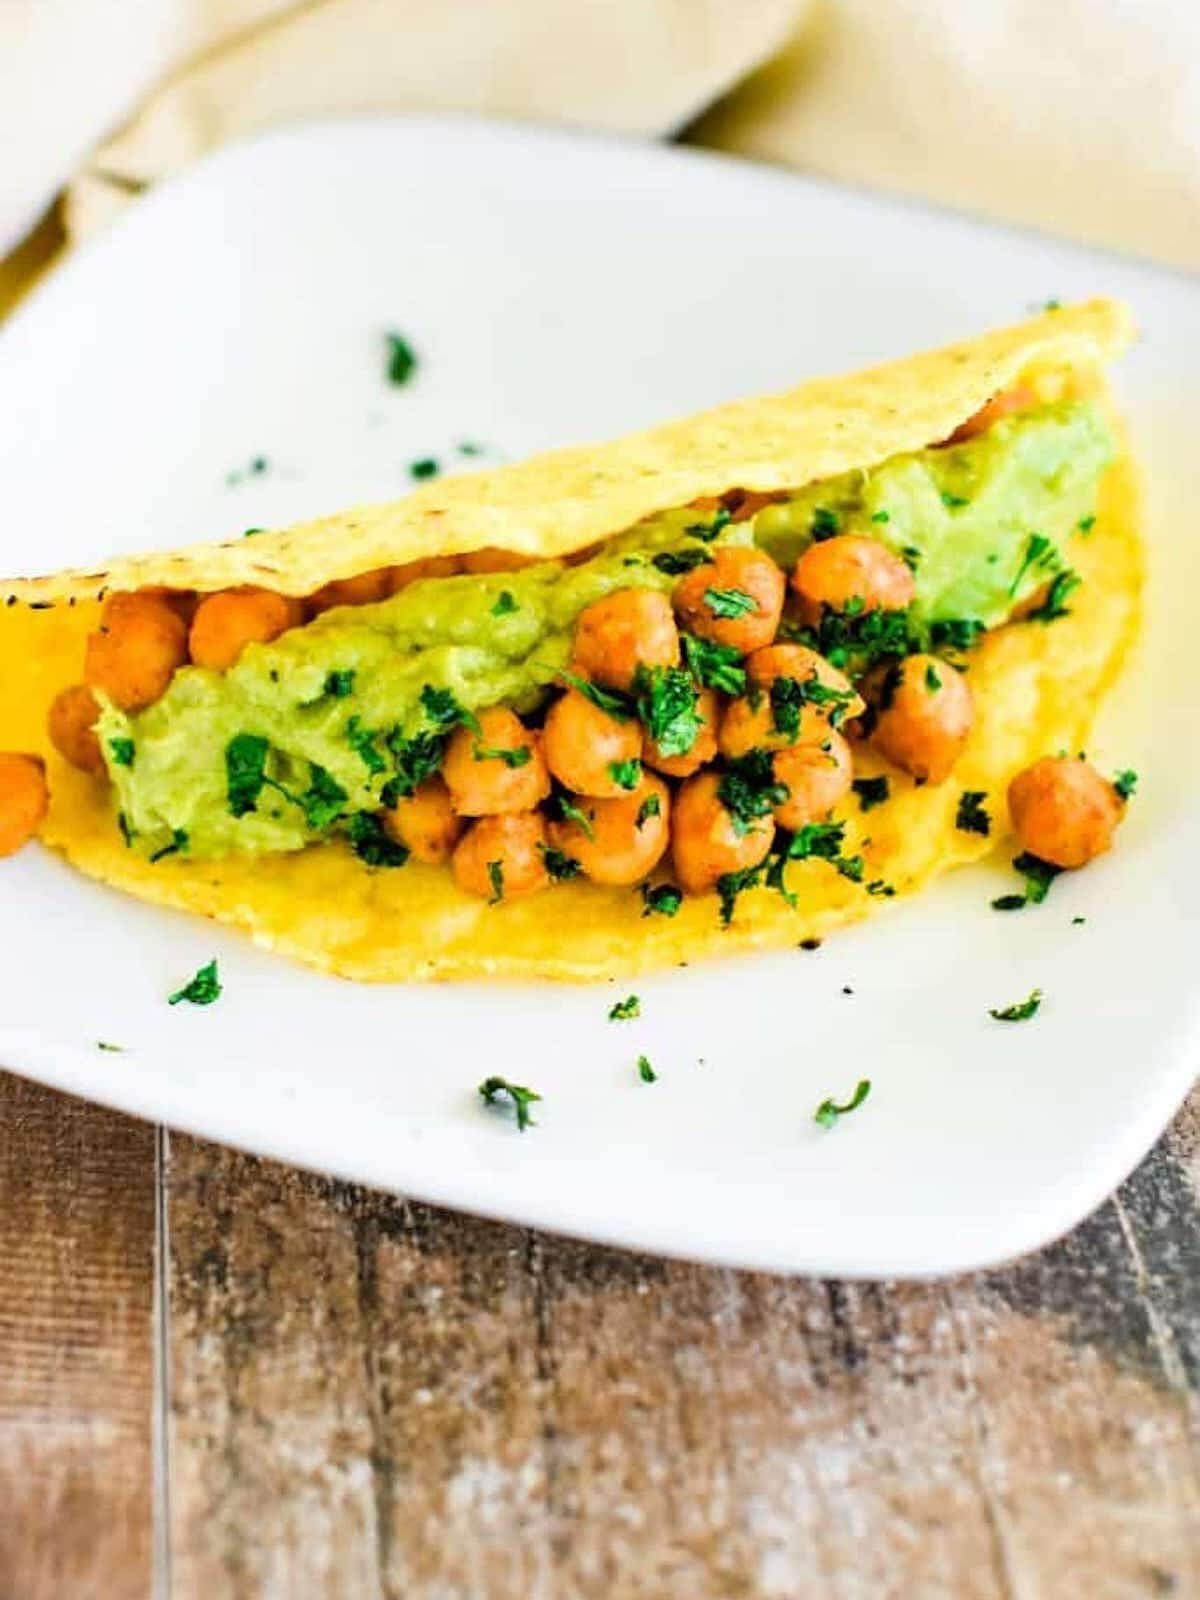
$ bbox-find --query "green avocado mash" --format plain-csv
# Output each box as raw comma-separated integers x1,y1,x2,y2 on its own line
100,398,1112,861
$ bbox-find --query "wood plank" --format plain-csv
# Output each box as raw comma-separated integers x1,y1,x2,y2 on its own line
166,1093,1200,1598
0,1073,155,1600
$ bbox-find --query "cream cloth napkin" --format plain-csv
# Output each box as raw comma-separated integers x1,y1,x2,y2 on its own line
0,0,803,249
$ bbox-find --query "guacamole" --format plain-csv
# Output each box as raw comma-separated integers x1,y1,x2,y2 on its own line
101,399,1112,861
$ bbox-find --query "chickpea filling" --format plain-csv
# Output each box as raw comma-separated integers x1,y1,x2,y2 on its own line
2,392,1129,902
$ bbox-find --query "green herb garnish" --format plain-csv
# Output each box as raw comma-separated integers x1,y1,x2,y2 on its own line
478,1075,541,1131
652,548,712,576
814,1078,871,1129
474,743,532,769
608,759,642,791
811,506,840,540
97,1041,123,1053
541,846,582,881
716,864,766,926
409,457,439,481
955,790,991,836
420,684,481,733
385,331,417,386
704,587,758,620
323,669,356,699
924,663,942,691
148,828,189,864
793,603,911,673
684,506,731,542
300,765,348,830
168,959,221,1008
927,618,985,657
609,995,640,1021
1027,568,1081,623
870,509,890,524
1009,532,1059,597
225,732,269,816
346,715,387,775
989,988,1043,1022
769,673,855,737
634,665,702,757
682,633,746,696
641,883,683,918
637,1055,657,1084
1078,514,1097,534
852,775,889,812
548,786,595,840
108,737,135,768
1113,768,1138,801
636,793,661,828
348,813,409,868
487,859,504,903
383,729,445,803
559,671,632,720
717,750,788,836
491,590,518,617
941,491,970,509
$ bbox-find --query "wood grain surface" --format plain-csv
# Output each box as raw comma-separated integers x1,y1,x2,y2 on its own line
1,1075,1197,1598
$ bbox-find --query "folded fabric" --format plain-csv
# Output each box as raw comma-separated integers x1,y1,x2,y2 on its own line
694,0,1200,272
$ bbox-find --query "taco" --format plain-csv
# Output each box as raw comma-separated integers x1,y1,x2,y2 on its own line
0,300,1141,980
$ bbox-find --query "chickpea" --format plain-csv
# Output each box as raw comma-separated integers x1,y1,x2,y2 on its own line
721,645,863,758
547,773,671,887
442,706,550,816
47,684,105,776
85,590,189,712
452,811,550,900
572,589,679,692
461,548,538,575
746,643,863,716
0,752,49,858
643,686,719,778
672,546,785,654
791,535,915,625
871,654,973,784
543,688,642,798
308,568,393,613
947,384,1037,444
671,770,775,896
189,588,305,672
1008,756,1125,869
772,732,854,831
381,777,463,865
386,555,463,592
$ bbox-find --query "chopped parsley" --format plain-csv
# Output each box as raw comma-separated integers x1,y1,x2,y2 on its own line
765,822,863,908
487,859,504,903
541,846,582,881
346,715,387,775
927,618,985,657
225,732,269,817
385,331,418,386
792,602,911,674
1078,514,1097,534
608,995,640,1021
478,1075,541,1131
559,671,632,720
242,526,267,538
96,1041,123,1053
117,811,134,847
641,883,683,918
458,440,484,457
811,505,841,540
409,457,439,481
1113,768,1138,801
704,586,758,620
637,1055,657,1084
941,490,970,509
420,684,480,733
348,812,409,868
852,775,889,812
924,663,942,692
108,737,135,767
955,790,991,836
473,743,532,769
168,959,221,1008
148,829,188,864
491,590,518,617
547,786,595,840
636,793,661,828
989,988,1043,1023
814,1078,871,1129
608,759,642,791
1026,568,1081,623
1010,532,1060,597
682,633,746,696
684,506,731,542
870,509,891,524
901,545,922,571
651,548,712,576
770,673,855,737
300,765,348,830
716,864,764,926
323,669,356,698
717,750,787,836
991,851,1061,911
383,729,445,802
634,665,702,756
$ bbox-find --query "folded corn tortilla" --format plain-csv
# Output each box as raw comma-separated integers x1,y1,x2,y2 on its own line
0,300,1141,979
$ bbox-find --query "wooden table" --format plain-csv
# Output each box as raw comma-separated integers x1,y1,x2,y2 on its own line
1,1069,1197,1598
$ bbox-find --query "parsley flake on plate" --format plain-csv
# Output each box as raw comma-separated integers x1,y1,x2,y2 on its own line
384,331,418,386
409,457,439,481
637,1055,657,1084
478,1075,541,1131
814,1078,871,1129
989,988,1043,1023
96,1041,124,1053
682,633,746,696
641,883,683,918
990,852,1061,910
168,959,222,1008
608,995,640,1022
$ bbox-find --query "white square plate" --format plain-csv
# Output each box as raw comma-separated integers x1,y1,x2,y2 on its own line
3,118,1198,1276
